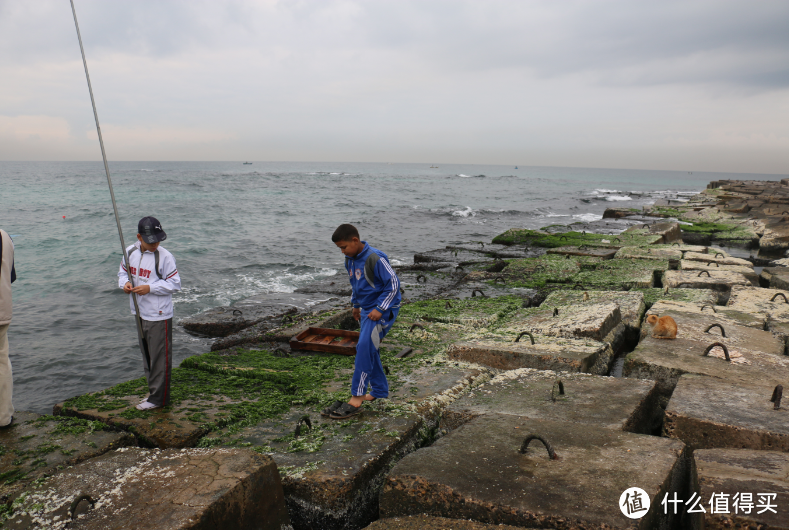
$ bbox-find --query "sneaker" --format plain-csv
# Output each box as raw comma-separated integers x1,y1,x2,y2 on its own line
135,401,160,411
0,416,13,429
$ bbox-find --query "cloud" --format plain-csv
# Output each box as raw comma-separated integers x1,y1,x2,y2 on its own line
0,0,787,172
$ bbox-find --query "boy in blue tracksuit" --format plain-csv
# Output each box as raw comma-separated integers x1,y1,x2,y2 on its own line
326,224,401,419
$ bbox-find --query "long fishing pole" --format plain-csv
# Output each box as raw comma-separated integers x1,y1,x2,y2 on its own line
69,0,147,356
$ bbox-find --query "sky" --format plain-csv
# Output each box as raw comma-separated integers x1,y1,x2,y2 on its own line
0,0,787,173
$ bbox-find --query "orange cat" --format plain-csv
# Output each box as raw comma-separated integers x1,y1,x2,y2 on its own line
646,314,677,339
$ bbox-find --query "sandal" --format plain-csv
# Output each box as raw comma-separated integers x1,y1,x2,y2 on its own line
321,400,344,417
329,403,363,420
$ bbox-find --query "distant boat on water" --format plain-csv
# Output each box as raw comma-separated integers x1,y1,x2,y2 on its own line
515,166,518,169
243,162,252,165
430,165,438,168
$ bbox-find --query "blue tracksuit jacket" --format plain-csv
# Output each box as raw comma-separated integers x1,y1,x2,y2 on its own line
345,242,401,398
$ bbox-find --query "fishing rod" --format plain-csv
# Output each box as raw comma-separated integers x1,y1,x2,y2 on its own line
69,0,148,362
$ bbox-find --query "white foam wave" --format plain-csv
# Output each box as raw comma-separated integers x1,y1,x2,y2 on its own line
606,195,633,201
544,214,570,217
594,189,621,194
456,174,471,178
452,206,476,217
573,213,603,222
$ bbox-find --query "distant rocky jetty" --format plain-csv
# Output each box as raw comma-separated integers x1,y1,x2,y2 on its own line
4,179,789,529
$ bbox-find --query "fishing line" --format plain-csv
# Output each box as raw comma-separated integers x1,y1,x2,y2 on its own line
69,0,147,355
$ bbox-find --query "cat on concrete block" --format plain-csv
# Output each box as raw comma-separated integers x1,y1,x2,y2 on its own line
646,314,678,339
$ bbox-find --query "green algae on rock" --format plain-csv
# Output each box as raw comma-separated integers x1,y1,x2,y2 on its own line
491,228,661,248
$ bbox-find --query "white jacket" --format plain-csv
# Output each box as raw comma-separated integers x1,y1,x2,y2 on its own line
0,229,13,325
118,242,181,321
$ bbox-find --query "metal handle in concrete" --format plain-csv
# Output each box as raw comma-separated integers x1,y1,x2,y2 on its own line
578,245,589,250
471,289,486,298
708,261,719,267
572,283,585,290
410,324,425,333
551,380,565,402
672,242,681,247
232,309,243,317
700,305,717,313
613,238,621,243
771,293,789,304
714,252,724,258
553,308,559,317
493,276,506,284
294,415,312,438
698,270,711,277
703,342,731,362
519,434,559,460
514,331,535,344
70,494,96,520
705,323,726,337
445,301,452,309
771,385,783,410
559,235,568,241
416,274,427,283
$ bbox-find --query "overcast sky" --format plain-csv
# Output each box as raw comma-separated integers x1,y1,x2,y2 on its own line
1,0,787,173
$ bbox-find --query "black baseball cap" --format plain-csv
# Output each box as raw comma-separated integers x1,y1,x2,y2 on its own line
138,216,167,244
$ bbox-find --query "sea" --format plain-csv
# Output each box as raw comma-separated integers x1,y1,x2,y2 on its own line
1,161,784,414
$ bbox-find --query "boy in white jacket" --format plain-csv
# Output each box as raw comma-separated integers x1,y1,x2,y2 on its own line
118,217,181,410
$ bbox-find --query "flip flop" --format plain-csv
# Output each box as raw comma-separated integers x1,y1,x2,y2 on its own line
329,403,363,420
321,400,344,417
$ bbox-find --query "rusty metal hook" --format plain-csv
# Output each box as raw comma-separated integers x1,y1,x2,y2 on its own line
705,323,726,337
613,237,621,243
703,342,731,362
445,301,452,309
493,276,506,284
518,434,558,460
551,380,565,402
232,309,243,316
714,252,724,258
771,293,789,304
471,289,486,298
409,323,425,333
698,270,711,277
700,305,717,313
672,242,681,247
772,385,783,410
416,274,427,283
553,308,559,317
514,331,535,344
708,261,719,267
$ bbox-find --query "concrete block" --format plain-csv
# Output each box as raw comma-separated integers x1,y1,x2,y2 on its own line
615,246,683,261
0,412,134,500
662,270,751,292
447,336,613,375
646,299,767,330
441,368,660,434
761,267,789,291
624,221,682,244
414,249,494,265
541,290,646,329
679,260,758,286
504,302,623,343
727,285,789,321
692,449,789,529
546,246,618,259
761,224,789,252
683,252,752,267
2,447,291,530
665,374,789,451
365,515,525,529
380,415,686,529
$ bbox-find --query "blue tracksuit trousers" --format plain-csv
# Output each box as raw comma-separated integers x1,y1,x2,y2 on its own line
352,308,398,398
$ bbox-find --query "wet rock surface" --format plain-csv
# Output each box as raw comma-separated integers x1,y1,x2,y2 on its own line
364,515,528,529
2,447,291,530
0,412,134,500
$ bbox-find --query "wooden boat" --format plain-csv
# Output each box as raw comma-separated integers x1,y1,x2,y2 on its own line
290,327,359,355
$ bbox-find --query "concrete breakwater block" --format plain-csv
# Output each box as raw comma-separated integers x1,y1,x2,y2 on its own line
727,285,789,320
396,270,461,302
446,242,543,260
398,295,525,328
491,227,663,248
665,374,789,451
180,292,345,337
692,448,789,530
0,412,134,500
380,415,686,529
646,299,766,330
545,245,618,259
572,258,668,290
414,249,494,265
623,221,682,244
441,368,660,434
683,251,751,267
2,447,291,530
636,287,719,312
541,290,646,329
447,336,613,375
502,302,623,343
445,279,541,305
760,224,789,252
761,267,789,290
662,270,750,293
623,330,789,398
201,364,485,530
615,246,683,261
679,260,759,286
365,515,525,529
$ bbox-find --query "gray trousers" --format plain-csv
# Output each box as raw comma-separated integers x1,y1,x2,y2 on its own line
140,318,173,407
0,324,12,425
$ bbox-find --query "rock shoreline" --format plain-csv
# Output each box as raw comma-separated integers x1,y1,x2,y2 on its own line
4,179,789,528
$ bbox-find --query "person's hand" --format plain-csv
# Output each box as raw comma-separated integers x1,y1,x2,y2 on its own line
368,309,382,321
130,284,150,295
123,282,133,293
